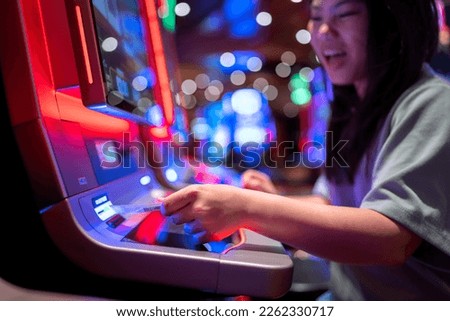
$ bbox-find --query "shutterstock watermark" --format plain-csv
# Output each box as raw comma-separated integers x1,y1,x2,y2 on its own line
99,132,348,170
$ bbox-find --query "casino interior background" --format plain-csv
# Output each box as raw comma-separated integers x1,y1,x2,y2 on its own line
172,0,326,190
1,0,450,301
172,0,450,189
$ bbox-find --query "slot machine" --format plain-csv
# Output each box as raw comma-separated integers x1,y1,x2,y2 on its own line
1,0,293,299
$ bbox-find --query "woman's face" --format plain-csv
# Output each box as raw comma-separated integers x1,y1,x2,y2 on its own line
308,0,369,97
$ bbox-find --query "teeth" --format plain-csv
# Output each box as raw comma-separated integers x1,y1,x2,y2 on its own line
323,50,345,58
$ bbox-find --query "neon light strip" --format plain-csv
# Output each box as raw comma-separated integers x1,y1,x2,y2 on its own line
145,0,174,124
36,0,55,86
75,6,93,84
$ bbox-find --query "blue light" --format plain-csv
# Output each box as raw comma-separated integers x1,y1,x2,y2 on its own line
145,105,164,126
230,19,258,38
223,0,260,38
135,67,157,88
123,15,141,35
170,106,190,145
200,12,225,33
231,88,262,115
205,51,264,74
121,12,146,56
234,126,266,145
115,74,130,98
224,0,253,20
200,101,235,158
205,241,231,253
212,125,231,149
191,117,211,140
235,51,258,68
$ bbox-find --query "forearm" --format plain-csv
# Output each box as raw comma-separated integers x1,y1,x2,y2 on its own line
287,194,330,205
240,190,420,265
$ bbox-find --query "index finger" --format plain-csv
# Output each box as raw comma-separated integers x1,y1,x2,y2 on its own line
161,185,199,216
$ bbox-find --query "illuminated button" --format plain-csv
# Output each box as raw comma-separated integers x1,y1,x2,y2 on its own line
106,214,125,228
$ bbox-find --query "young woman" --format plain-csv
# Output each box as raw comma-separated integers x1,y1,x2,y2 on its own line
161,0,450,300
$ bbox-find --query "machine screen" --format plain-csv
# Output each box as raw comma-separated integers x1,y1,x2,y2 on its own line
91,0,163,125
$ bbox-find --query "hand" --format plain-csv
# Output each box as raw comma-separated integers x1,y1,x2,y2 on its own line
161,184,246,244
241,169,279,194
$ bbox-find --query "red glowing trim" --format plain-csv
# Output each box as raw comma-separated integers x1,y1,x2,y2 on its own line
130,211,166,245
75,6,93,84
36,0,54,86
144,0,174,125
56,89,130,135
149,125,170,139
222,229,246,254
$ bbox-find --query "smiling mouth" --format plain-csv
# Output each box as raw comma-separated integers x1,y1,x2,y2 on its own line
323,50,346,63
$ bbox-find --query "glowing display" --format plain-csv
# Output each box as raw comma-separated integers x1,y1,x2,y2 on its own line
92,194,116,221
90,0,160,124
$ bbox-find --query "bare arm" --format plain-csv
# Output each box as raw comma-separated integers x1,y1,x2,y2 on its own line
243,190,420,265
162,184,421,266
241,169,330,205
287,194,330,205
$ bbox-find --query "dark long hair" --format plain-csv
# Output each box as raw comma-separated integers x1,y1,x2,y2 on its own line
324,0,439,183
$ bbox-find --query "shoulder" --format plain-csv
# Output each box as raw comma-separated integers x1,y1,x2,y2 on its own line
389,65,450,127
